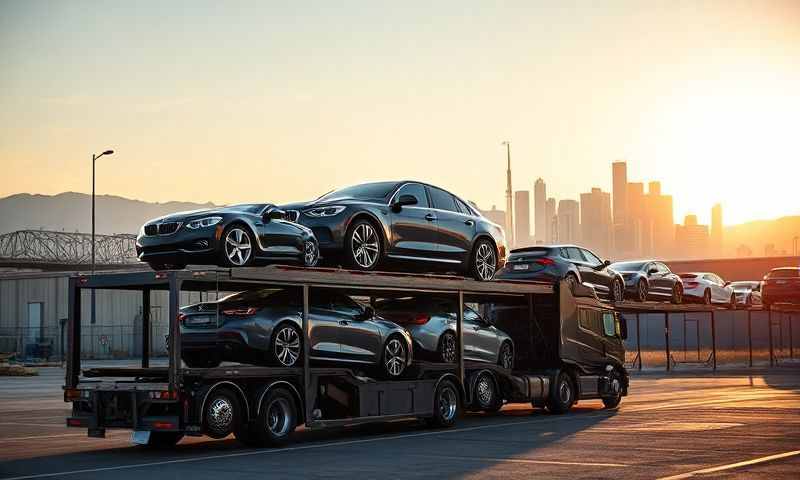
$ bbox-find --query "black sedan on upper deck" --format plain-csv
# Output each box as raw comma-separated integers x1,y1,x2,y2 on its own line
609,260,683,303
280,181,507,281
135,204,319,270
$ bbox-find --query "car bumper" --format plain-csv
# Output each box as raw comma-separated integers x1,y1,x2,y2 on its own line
292,213,348,251
763,290,800,305
136,227,221,264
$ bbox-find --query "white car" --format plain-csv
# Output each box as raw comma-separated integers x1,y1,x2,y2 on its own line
678,272,736,307
729,281,763,307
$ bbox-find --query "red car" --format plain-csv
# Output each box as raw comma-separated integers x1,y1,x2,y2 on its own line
762,267,800,308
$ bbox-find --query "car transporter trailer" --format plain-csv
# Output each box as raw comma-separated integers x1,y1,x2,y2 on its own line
64,266,629,447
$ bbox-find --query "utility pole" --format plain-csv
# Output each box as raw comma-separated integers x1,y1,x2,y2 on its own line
502,141,514,248
91,149,114,326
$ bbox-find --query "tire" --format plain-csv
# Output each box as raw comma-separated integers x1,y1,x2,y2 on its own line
636,280,648,303
302,240,319,267
671,283,683,304
438,331,457,363
203,388,241,439
271,323,302,367
729,293,736,310
565,273,579,293
497,341,513,370
703,289,712,305
382,335,409,379
602,368,623,409
474,372,502,413
220,224,255,267
238,387,298,447
602,395,622,409
145,431,184,448
182,352,221,369
546,370,575,415
426,379,460,428
345,218,382,271
611,279,624,303
470,239,497,281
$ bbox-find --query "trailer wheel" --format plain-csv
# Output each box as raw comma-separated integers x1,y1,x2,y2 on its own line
474,372,502,413
546,371,575,414
426,379,460,428
240,387,297,447
203,387,241,439
145,431,184,448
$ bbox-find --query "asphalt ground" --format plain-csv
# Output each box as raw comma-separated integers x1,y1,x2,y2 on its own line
0,367,798,479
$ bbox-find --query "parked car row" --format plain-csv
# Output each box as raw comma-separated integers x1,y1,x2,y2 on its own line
179,288,514,376
136,181,507,282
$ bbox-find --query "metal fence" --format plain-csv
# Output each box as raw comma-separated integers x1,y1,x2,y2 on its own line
623,309,800,371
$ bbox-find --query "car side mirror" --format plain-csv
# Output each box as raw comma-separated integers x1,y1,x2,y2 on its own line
358,306,375,321
648,268,658,275
724,281,731,287
594,260,611,271
392,194,418,212
262,207,285,222
619,316,628,340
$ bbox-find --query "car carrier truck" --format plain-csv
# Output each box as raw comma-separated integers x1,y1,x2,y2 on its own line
64,266,629,447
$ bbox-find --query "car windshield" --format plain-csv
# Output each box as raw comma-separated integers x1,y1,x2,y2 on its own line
229,203,268,214
678,273,698,279
730,281,758,291
610,261,647,271
767,269,800,279
317,182,399,201
221,289,299,306
508,247,551,259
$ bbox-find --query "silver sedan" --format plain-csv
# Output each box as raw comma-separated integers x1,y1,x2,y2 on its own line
375,298,514,369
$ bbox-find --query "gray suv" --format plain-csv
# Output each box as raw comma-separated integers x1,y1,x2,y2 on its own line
376,298,514,369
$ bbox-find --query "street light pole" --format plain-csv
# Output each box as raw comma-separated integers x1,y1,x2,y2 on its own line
91,150,114,273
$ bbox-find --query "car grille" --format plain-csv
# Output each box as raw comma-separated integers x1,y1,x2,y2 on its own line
144,222,182,236
286,210,300,222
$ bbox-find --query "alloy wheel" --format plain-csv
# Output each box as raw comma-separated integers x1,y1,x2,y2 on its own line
613,280,623,303
500,343,513,369
638,280,648,302
384,338,407,377
225,228,252,266
440,333,457,363
351,223,379,269
476,375,494,407
274,326,301,367
207,396,234,435
475,243,496,281
704,290,711,305
439,385,458,422
303,241,318,267
673,285,683,304
558,379,572,404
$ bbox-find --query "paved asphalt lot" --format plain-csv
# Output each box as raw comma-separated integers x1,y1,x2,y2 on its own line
0,367,799,479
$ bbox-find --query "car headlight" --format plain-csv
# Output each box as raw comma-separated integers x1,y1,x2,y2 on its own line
304,206,346,218
184,216,223,230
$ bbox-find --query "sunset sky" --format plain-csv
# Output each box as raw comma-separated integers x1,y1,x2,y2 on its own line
1,1,798,226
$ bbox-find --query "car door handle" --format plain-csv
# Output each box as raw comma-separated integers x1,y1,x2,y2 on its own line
338,320,350,326
464,220,474,226
425,214,437,221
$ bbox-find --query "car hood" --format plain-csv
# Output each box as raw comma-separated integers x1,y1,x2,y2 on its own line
146,205,268,223
281,196,384,210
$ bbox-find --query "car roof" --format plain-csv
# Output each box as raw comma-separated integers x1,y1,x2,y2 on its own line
770,267,800,271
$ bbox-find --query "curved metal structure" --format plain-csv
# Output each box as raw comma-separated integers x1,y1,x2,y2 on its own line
0,230,137,265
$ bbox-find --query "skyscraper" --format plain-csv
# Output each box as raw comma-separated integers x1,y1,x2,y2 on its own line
675,214,709,259
546,197,556,243
534,178,546,243
557,199,580,244
503,142,514,247
627,182,646,254
711,203,723,256
514,191,531,248
476,203,505,229
580,188,612,257
646,181,674,257
612,161,628,224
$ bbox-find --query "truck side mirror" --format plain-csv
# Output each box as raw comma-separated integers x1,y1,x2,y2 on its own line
619,316,628,340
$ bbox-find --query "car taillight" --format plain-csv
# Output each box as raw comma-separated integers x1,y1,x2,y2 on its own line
535,257,555,266
684,282,699,289
178,313,187,325
222,307,257,316
149,390,179,400
406,314,430,325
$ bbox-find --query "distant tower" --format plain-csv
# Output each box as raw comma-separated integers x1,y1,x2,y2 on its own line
546,197,557,243
534,178,547,243
503,141,514,247
612,161,628,225
711,203,723,256
514,191,530,248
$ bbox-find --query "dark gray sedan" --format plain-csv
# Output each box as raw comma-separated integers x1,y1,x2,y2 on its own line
376,297,514,369
179,288,413,378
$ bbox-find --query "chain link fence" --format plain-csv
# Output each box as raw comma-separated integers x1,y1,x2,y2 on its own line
623,308,800,371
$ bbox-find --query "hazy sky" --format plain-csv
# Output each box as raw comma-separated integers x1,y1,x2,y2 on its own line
1,1,798,226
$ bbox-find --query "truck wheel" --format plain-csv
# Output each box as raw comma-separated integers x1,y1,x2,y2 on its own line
246,388,298,447
602,395,622,409
426,379,460,427
203,387,241,439
474,372,502,413
145,431,184,448
546,371,575,414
